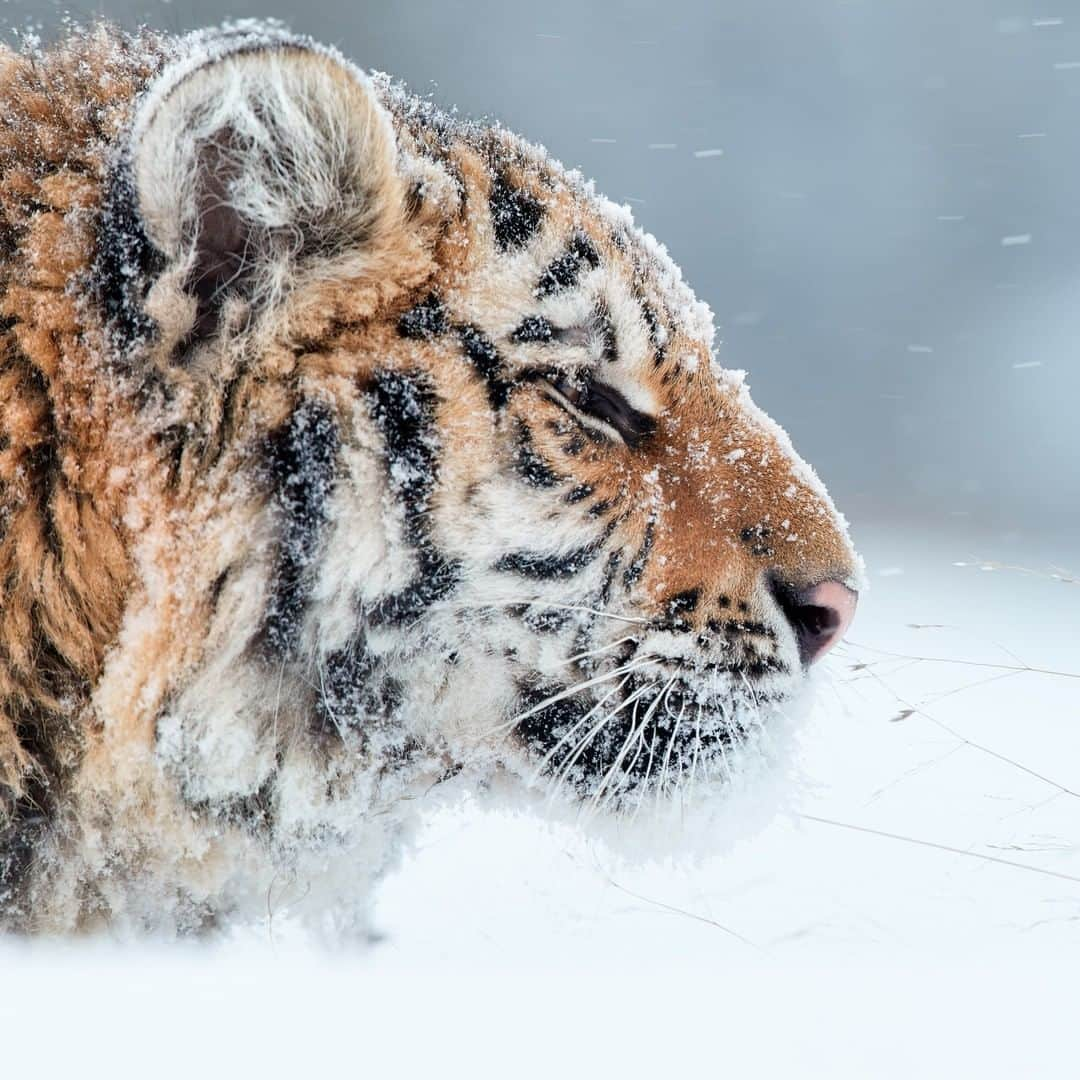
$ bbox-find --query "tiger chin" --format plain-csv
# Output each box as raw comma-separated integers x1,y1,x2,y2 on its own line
0,23,861,936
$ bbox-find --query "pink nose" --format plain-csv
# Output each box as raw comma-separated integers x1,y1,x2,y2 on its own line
774,579,858,666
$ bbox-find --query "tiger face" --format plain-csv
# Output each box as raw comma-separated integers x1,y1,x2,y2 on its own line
0,24,861,927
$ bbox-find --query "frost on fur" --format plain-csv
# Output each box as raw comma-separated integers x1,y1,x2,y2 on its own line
0,23,860,936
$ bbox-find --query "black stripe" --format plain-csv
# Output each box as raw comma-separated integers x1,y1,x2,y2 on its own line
598,549,623,608
514,681,594,762
398,293,449,340
404,179,426,220
514,421,562,488
0,791,49,918
368,370,439,550
368,558,461,627
744,657,789,678
512,315,555,343
208,567,231,613
657,588,701,632
457,324,512,409
185,774,277,833
366,370,463,626
314,634,377,736
494,543,603,581
559,547,625,674
490,175,545,251
21,366,62,559
509,604,575,633
261,401,340,657
535,232,600,297
594,304,618,362
706,618,777,640
639,299,667,366
565,484,594,504
94,159,166,351
623,517,656,591
494,521,615,581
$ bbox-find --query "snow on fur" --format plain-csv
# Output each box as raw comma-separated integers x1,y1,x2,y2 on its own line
0,23,860,937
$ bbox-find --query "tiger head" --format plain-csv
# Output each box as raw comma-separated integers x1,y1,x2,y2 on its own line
2,25,862,848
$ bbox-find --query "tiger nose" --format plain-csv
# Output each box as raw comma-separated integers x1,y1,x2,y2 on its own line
772,579,858,666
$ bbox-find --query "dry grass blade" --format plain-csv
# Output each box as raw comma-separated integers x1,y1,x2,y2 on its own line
840,647,1080,801
597,870,762,949
801,814,1080,885
954,558,1079,586
843,640,1080,682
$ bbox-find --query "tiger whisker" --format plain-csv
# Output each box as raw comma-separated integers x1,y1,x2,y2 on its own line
589,677,674,814
712,703,736,784
601,678,678,814
482,655,661,740
313,653,347,743
630,727,661,822
525,675,631,787
580,691,647,818
739,670,762,712
627,678,681,821
433,600,649,627
547,682,657,799
685,705,704,809
271,655,288,747
654,692,688,811
549,683,656,795
511,601,650,626
560,635,639,666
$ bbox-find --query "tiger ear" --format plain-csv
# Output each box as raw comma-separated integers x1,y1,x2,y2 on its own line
125,34,404,347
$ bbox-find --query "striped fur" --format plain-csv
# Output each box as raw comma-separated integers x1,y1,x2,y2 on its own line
0,25,861,935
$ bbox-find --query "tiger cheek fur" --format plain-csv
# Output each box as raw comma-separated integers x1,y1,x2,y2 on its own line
0,25,862,934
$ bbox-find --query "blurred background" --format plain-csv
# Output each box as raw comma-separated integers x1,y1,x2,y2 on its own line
3,0,1078,542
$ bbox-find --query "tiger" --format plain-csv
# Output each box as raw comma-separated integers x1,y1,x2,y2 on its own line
0,22,861,935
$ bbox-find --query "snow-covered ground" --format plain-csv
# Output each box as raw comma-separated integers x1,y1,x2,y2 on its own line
2,518,1077,1076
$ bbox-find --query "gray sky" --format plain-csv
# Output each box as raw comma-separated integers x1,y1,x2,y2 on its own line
4,0,1077,536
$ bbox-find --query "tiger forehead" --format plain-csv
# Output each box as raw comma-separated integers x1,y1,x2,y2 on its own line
383,103,687,347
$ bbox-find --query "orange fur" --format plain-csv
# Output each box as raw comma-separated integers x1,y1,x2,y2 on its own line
0,30,164,819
